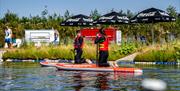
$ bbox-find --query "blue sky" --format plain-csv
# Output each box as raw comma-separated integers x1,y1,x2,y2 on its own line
0,0,179,18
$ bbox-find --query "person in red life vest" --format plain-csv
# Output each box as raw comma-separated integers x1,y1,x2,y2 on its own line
74,30,84,64
94,27,110,67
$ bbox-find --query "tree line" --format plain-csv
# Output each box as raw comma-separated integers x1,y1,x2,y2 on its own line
0,5,179,47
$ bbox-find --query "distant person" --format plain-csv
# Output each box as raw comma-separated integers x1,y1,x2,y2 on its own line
94,27,109,67
4,26,12,48
11,33,17,47
54,30,59,45
74,30,84,64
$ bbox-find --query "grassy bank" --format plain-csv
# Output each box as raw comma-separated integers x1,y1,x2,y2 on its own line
2,43,137,61
134,41,180,62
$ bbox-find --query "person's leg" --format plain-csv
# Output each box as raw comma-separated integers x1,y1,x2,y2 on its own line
4,43,8,48
7,38,11,48
98,51,103,66
78,49,83,63
4,38,8,48
104,51,108,64
101,51,109,67
75,48,82,64
75,49,78,63
7,38,12,48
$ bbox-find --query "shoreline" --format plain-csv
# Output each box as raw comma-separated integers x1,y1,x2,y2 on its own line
1,42,179,65
1,59,180,65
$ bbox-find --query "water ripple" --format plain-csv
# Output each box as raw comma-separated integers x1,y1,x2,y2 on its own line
0,64,180,91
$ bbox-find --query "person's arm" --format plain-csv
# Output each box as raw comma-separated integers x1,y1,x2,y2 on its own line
94,36,99,44
95,35,105,44
99,36,105,43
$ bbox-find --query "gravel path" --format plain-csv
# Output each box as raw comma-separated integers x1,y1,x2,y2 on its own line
116,52,140,62
113,46,154,64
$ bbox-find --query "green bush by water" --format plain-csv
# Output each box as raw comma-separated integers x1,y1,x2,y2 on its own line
135,50,176,62
134,41,180,62
109,43,137,60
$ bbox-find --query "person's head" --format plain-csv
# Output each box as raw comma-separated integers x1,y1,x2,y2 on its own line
99,27,106,35
76,30,81,36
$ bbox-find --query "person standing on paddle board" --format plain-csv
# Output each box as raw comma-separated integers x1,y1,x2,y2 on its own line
95,27,109,67
74,30,84,64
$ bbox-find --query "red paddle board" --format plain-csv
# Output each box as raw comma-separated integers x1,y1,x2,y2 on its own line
40,61,143,73
55,63,143,73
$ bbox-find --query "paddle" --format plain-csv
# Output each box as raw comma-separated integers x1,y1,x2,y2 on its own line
96,43,99,66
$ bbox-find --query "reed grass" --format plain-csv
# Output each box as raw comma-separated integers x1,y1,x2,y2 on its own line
2,43,137,61
134,40,180,62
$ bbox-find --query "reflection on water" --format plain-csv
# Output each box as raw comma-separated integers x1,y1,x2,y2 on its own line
95,73,110,90
0,63,180,91
49,70,143,91
72,72,84,91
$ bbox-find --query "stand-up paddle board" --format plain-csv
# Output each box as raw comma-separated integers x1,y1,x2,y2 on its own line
40,61,143,73
40,61,58,67
55,63,143,73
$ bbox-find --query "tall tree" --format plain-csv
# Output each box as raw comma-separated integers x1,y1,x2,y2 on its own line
2,10,19,24
166,5,177,17
90,9,101,20
126,9,134,19
41,5,48,18
64,10,70,20
21,16,29,24
119,10,125,15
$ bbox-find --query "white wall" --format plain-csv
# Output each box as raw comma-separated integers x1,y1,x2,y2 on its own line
25,30,59,43
116,30,122,45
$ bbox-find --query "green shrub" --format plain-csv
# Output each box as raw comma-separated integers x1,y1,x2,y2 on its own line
135,49,176,62
0,26,5,47
134,41,180,62
174,46,180,62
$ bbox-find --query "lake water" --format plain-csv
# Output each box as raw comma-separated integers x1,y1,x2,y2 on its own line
0,62,180,91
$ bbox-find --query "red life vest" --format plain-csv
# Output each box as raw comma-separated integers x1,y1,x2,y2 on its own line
98,34,109,51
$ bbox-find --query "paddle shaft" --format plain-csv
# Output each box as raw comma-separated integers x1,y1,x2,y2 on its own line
96,43,99,66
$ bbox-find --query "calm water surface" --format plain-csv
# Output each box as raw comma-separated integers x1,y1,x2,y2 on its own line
0,62,180,91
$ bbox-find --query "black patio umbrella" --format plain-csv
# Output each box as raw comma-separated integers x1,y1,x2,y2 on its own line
60,14,93,26
130,7,176,44
130,7,176,23
94,11,129,24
